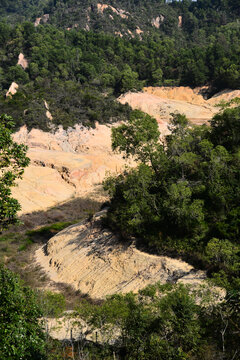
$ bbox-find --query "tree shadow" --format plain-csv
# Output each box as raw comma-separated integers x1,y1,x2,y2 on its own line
9,196,103,233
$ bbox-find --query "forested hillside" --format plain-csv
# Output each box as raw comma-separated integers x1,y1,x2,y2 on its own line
0,15,240,130
1,0,240,38
1,1,240,360
0,0,240,131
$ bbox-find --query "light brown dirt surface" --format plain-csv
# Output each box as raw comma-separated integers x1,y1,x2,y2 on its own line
11,166,75,214
12,86,240,216
207,88,240,105
35,209,206,299
119,86,240,134
12,123,132,215
119,87,215,133
17,53,28,69
6,82,18,97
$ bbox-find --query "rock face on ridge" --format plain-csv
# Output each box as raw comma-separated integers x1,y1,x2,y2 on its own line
6,82,18,97
17,53,28,69
35,209,206,299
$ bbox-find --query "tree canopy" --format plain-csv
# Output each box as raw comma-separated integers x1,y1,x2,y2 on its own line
105,107,240,290
0,114,29,231
0,264,46,360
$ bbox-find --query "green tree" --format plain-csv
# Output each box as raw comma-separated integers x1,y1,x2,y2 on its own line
0,265,46,360
111,110,160,163
77,285,202,359
119,65,142,93
0,114,30,231
210,106,240,152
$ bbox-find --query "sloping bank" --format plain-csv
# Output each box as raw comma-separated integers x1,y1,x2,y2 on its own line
35,209,220,300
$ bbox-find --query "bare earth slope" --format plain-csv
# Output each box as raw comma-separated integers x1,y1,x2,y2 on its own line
12,123,132,214
119,86,240,135
36,209,206,299
12,86,240,215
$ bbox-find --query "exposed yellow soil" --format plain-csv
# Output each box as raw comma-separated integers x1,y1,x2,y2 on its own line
12,86,240,215
35,210,206,299
12,123,133,215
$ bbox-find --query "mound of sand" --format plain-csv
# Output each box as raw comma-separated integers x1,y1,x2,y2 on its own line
35,209,206,299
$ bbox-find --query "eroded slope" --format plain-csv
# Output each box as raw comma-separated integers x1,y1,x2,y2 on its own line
35,210,206,299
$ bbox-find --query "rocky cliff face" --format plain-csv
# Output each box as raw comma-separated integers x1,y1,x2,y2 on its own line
35,209,207,299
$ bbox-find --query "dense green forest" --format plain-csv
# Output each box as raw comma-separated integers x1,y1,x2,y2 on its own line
1,0,240,37
0,15,240,130
105,106,240,291
0,0,240,130
0,1,240,359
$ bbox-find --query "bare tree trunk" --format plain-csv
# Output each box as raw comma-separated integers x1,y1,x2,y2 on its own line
71,328,75,360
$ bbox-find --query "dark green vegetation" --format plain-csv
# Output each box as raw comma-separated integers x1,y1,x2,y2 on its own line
74,283,240,360
0,1,240,359
105,107,240,291
0,265,46,360
0,114,29,230
0,0,240,130
1,0,240,38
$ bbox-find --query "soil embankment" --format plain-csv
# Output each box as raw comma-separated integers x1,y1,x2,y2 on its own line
12,86,240,215
12,123,132,214
119,86,240,134
36,210,206,299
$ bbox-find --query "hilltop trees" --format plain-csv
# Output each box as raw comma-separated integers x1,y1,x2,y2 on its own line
0,19,240,131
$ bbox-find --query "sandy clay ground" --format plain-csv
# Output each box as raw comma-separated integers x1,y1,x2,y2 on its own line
12,123,133,216
35,210,207,299
10,86,231,335
12,86,240,216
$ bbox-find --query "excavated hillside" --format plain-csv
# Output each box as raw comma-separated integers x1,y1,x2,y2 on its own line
12,123,133,215
36,209,207,299
119,87,240,135
12,86,240,216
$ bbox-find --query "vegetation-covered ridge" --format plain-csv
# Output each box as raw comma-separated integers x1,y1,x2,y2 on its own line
104,106,240,291
0,17,240,130
1,0,240,39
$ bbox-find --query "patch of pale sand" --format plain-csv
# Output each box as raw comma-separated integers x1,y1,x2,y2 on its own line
144,86,207,105
119,87,240,133
6,82,18,97
17,53,28,69
118,91,218,134
12,166,75,214
35,210,206,300
43,314,88,342
44,312,119,343
207,88,240,105
145,86,240,106
13,123,132,215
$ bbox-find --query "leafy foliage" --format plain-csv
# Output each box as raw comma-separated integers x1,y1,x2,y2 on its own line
75,283,240,359
0,114,29,231
105,108,240,289
0,14,239,130
0,265,46,360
